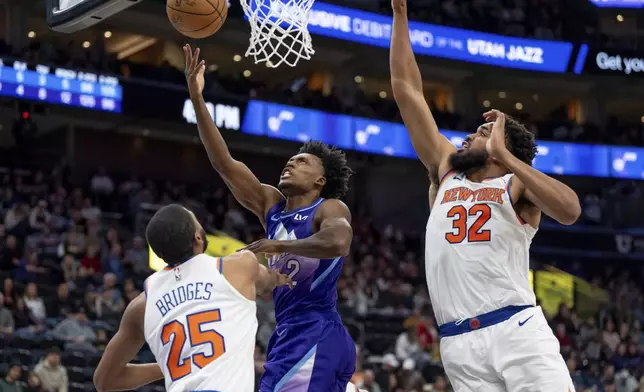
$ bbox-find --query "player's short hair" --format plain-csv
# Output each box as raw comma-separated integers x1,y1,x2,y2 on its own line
505,116,538,166
299,141,353,199
146,204,195,266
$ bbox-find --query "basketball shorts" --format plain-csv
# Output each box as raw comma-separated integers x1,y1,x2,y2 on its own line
260,312,356,392
439,306,575,392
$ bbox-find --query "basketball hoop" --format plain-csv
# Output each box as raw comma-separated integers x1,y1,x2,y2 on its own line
240,0,315,68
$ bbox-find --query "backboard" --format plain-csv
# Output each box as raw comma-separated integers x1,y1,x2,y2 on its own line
46,0,143,33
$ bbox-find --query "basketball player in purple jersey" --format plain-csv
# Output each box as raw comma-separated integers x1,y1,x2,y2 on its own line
184,45,357,392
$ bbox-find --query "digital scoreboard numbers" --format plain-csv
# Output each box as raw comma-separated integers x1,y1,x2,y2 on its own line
0,58,122,113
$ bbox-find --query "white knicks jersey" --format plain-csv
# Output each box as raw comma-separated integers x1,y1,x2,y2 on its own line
143,254,258,392
425,171,537,326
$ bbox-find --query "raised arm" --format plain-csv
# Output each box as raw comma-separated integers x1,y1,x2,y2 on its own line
485,110,581,226
184,45,284,226
242,199,352,259
93,295,163,392
390,0,456,176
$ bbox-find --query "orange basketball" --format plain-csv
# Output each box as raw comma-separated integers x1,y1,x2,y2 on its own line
167,0,228,39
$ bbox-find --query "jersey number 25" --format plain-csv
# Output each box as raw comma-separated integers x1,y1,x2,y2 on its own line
445,204,491,243
161,309,226,381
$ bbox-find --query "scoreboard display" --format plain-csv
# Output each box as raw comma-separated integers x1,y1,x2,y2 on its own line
0,58,122,113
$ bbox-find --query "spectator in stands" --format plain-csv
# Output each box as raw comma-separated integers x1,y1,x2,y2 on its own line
0,366,22,392
25,371,45,392
60,255,78,288
60,224,85,260
95,273,124,321
2,278,16,310
121,279,140,304
15,251,47,283
615,367,638,392
11,297,32,332
103,243,123,282
33,348,68,392
45,283,76,319
586,331,605,361
79,244,100,277
51,307,97,353
555,322,572,354
90,166,114,196
578,316,599,346
604,318,621,354
29,200,51,232
0,235,21,272
123,236,148,276
0,292,14,335
4,203,29,238
22,283,46,326
395,321,421,362
48,205,68,233
626,342,642,369
32,224,61,259
80,198,100,222
361,369,381,392
399,358,425,391
376,354,399,391
567,357,584,389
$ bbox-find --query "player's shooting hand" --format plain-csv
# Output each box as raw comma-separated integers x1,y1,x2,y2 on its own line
240,239,283,255
183,44,205,98
484,110,511,162
391,0,406,12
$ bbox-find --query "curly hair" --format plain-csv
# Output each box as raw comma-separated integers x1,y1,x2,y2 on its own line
504,116,538,165
299,141,353,199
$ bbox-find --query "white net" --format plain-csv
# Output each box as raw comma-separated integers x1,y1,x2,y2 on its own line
240,0,315,68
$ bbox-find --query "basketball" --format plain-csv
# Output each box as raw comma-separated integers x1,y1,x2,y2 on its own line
167,0,228,39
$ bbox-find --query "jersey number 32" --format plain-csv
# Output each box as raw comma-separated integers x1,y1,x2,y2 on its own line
161,309,226,381
445,204,491,243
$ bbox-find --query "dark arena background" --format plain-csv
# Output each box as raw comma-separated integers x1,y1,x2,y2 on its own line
1,0,644,391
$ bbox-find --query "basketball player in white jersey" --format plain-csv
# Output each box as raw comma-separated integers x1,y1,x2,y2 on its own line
93,204,291,392
390,0,581,390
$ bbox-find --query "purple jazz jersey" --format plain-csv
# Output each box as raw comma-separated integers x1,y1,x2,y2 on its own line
260,198,356,392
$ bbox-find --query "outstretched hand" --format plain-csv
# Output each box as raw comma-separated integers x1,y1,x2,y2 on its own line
391,0,406,11
183,44,205,98
484,109,510,162
240,239,283,256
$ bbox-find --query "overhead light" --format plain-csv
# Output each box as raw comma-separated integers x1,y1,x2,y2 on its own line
515,102,523,110
379,91,387,99
532,94,539,102
483,100,491,108
265,61,274,68
82,41,91,48
498,92,507,99
27,31,36,39
640,116,644,123
207,64,219,72
233,54,242,62
104,31,112,38
142,129,150,136
243,70,251,77
617,14,624,22
354,75,364,83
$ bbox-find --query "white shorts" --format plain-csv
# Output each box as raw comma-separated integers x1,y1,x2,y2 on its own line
440,306,575,392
